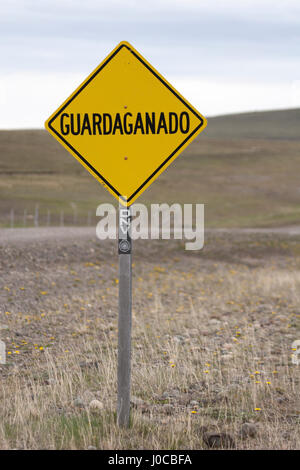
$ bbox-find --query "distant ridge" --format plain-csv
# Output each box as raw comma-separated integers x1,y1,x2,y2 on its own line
202,108,300,140
0,108,299,174
0,108,299,147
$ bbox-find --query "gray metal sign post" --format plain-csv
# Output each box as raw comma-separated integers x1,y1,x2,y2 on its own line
117,202,132,427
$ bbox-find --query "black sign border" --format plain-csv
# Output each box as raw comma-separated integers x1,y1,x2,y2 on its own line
48,44,205,204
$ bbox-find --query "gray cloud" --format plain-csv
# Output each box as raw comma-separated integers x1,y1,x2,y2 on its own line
1,0,299,126
1,17,299,83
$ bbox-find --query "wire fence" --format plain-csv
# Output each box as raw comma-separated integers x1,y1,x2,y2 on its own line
3,206,95,228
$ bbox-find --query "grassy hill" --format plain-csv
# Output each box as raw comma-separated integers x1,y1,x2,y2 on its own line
0,108,300,228
203,108,300,140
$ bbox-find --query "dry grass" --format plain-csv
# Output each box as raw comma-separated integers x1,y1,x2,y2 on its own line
0,231,299,449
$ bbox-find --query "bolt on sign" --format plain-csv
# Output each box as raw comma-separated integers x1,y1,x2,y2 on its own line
45,41,207,205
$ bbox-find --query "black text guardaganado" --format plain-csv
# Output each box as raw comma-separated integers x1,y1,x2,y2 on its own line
59,111,191,136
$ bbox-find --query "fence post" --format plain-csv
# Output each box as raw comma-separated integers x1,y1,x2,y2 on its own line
87,211,91,226
47,210,51,226
34,205,39,227
10,209,14,228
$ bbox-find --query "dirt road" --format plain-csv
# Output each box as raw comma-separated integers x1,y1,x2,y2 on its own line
1,225,300,246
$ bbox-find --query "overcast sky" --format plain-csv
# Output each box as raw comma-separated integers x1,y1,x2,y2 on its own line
1,0,300,128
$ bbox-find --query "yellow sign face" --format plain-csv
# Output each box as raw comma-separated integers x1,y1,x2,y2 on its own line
45,41,207,206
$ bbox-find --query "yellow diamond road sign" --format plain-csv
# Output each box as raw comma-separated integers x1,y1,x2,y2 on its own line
45,41,207,206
